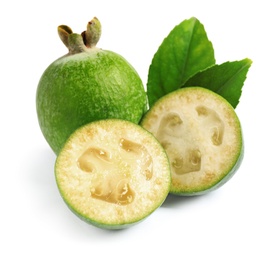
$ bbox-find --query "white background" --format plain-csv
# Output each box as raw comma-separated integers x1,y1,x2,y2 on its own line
1,0,275,259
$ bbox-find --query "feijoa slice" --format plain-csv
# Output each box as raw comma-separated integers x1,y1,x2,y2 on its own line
55,119,171,229
141,87,243,195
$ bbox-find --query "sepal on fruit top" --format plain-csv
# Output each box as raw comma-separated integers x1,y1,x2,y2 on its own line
57,17,102,54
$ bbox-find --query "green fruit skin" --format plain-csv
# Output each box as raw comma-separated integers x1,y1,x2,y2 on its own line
62,201,144,230
60,193,167,230
36,49,147,154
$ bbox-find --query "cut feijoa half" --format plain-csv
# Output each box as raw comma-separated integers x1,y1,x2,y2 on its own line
141,87,243,195
55,119,171,229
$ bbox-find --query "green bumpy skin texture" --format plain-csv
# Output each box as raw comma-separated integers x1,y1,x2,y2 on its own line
36,49,147,154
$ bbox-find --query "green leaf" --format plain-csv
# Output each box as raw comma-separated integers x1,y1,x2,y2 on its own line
182,58,252,108
147,17,215,107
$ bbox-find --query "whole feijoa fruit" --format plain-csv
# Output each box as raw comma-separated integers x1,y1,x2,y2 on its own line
141,87,243,196
55,119,171,229
36,17,147,154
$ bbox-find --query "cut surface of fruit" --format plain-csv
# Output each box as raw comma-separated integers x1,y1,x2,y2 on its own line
141,87,243,195
55,119,171,229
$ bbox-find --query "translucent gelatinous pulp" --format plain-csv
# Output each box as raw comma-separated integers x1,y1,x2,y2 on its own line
196,106,224,146
76,138,153,205
156,105,224,175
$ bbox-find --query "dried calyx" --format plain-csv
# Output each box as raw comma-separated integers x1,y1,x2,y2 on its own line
57,17,102,54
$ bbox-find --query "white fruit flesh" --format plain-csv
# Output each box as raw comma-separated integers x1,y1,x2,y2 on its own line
141,87,242,194
55,119,171,228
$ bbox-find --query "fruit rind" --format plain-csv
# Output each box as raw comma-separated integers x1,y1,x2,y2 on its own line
36,49,147,155
55,119,171,229
141,87,243,196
